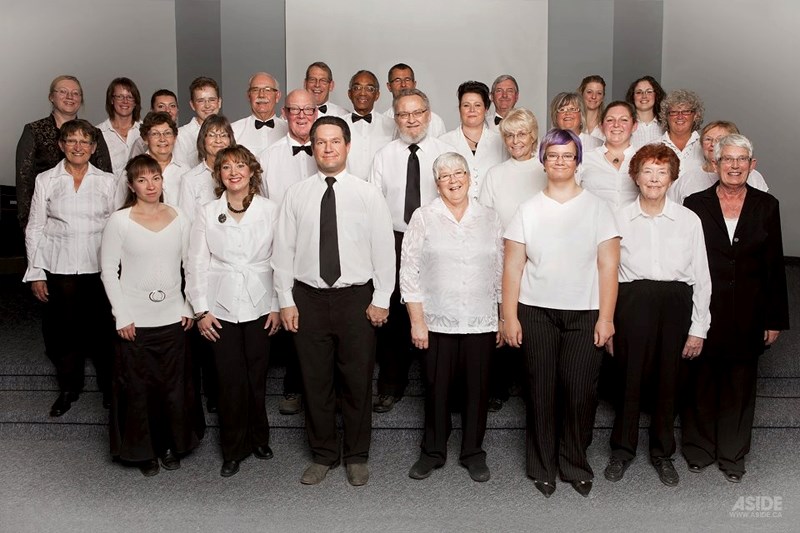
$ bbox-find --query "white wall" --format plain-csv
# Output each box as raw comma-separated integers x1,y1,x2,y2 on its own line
661,0,800,255
2,0,177,186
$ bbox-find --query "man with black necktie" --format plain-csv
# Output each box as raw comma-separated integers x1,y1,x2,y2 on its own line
368,89,455,413
343,70,395,178
488,74,520,133
232,72,288,155
274,116,395,486
304,61,349,118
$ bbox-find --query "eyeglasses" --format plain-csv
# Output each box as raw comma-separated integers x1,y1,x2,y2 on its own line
390,77,414,85
701,135,725,146
53,88,81,99
350,84,378,94
634,89,655,97
719,155,751,166
193,97,220,105
205,131,230,140
248,86,279,95
436,170,467,182
395,108,428,121
63,139,93,147
668,109,695,117
493,88,518,96
284,106,316,116
148,130,175,139
503,131,531,141
113,94,135,102
544,152,577,162
557,106,581,114
305,77,331,86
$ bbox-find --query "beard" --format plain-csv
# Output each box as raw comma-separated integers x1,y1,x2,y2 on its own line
398,129,428,145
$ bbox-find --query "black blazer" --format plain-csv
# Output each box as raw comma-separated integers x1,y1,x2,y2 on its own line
684,184,789,360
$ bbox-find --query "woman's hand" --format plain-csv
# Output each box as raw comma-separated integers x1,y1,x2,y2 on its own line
181,316,194,331
681,335,704,359
31,281,48,303
503,317,523,348
264,311,281,336
594,320,614,353
410,320,429,350
118,323,136,341
764,330,781,346
198,313,222,342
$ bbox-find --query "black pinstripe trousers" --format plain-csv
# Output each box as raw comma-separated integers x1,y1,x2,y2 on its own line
520,304,602,483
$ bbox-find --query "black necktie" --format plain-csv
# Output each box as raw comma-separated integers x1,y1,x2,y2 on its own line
494,115,502,125
352,113,372,123
292,145,312,156
404,144,421,224
319,177,341,287
255,118,275,129
318,104,328,114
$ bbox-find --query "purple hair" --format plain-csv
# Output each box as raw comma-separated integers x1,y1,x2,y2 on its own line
538,128,583,165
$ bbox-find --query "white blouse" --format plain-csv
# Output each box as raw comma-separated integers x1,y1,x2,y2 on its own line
478,157,547,230
438,126,508,198
185,194,280,323
100,206,193,329
177,162,216,225
631,118,664,149
661,131,704,177
96,118,142,176
23,161,118,282
578,145,640,211
504,190,619,310
615,197,712,337
400,197,503,334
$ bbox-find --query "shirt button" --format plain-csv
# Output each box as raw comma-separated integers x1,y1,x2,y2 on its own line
733,237,739,243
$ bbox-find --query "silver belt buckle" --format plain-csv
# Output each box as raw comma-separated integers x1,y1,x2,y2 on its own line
148,289,166,303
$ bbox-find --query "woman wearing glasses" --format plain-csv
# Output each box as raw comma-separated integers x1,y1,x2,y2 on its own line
625,75,666,148
97,77,143,175
502,128,620,498
133,112,186,205
16,75,112,229
22,119,118,417
681,134,788,484
659,89,705,176
402,152,503,483
549,92,602,153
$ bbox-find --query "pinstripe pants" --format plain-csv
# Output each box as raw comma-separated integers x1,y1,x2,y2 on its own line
520,304,602,483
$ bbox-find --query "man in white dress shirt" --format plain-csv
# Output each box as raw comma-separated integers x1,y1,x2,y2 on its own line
274,116,395,486
488,75,519,132
369,88,455,413
173,77,222,167
304,62,349,118
231,72,288,156
382,63,447,137
343,70,395,179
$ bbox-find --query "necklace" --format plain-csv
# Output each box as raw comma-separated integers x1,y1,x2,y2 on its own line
227,201,248,214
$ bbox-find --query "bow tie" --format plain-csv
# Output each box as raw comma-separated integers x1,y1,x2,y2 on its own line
318,104,327,114
292,145,312,156
494,115,502,125
352,113,372,123
255,118,275,129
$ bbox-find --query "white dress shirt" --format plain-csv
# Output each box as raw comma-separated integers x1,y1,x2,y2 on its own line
231,114,288,157
615,197,712,337
504,190,619,310
579,132,604,152
96,119,142,176
661,131,704,177
273,171,396,309
258,134,318,204
173,119,202,168
23,161,118,281
438,126,509,198
578,145,640,211
185,194,280,323
384,108,448,138
177,161,217,225
667,168,769,204
100,206,193,329
486,113,504,133
400,197,502,334
479,157,547,229
631,118,664,149
368,135,455,232
317,101,350,118
344,111,395,179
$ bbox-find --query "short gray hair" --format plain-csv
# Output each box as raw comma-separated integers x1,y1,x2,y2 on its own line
393,88,430,113
432,152,469,180
714,133,753,161
491,74,519,93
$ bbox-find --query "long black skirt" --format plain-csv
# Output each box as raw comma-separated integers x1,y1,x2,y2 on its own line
110,322,205,462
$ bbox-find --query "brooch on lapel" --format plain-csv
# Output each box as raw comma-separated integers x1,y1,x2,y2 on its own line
218,213,227,224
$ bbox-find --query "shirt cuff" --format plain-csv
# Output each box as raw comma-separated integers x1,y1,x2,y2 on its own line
278,289,296,309
371,289,392,309
192,297,209,315
688,322,708,339
22,267,46,283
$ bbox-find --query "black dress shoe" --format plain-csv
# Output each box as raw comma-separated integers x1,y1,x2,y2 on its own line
139,459,160,477
408,458,442,480
723,471,742,483
687,462,708,473
253,445,273,460
160,449,181,470
464,460,491,482
220,460,240,477
206,397,218,414
604,456,631,482
49,392,78,417
488,397,504,412
571,480,593,497
533,480,556,498
652,457,679,486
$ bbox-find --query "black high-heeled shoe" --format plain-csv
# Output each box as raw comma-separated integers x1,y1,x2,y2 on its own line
534,480,556,498
571,480,592,497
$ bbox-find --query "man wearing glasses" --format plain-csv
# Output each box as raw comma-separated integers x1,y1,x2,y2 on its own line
232,72,288,156
488,75,520,133
343,70,395,179
382,63,447,137
368,89,455,414
173,77,223,167
304,61,349,118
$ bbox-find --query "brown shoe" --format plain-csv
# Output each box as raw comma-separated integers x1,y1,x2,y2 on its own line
301,463,331,485
346,463,369,486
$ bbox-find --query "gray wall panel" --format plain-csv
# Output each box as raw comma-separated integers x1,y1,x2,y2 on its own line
175,0,222,123
612,0,663,101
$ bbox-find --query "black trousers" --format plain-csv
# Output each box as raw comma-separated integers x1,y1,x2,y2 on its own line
42,272,113,396
420,331,494,466
610,280,692,461
376,231,420,397
272,329,302,395
489,344,523,401
188,327,218,404
520,305,602,483
293,282,376,466
210,316,271,462
680,355,758,475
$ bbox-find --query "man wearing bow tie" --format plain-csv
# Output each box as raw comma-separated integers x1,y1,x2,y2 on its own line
343,70,395,179
488,75,519,133
304,62,349,118
232,72,289,155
